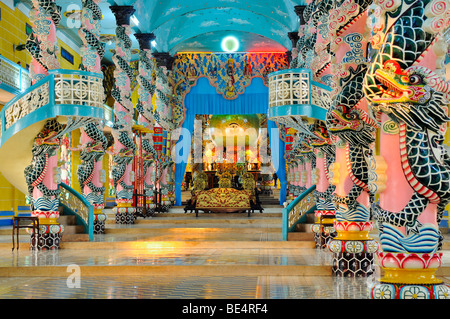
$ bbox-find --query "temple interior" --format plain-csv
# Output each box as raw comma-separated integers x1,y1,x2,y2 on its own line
0,0,449,301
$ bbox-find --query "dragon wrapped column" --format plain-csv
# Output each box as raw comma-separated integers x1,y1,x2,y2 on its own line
23,0,62,249
26,0,61,83
25,120,65,249
363,0,450,298
134,33,158,216
153,53,176,211
110,5,137,224
309,121,338,250
77,0,108,233
324,0,379,277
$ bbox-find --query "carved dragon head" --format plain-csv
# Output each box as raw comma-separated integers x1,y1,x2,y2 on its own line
80,141,104,162
32,122,63,157
326,104,377,146
309,120,333,148
371,60,450,132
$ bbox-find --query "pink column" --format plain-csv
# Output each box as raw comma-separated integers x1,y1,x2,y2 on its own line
110,5,137,224
24,1,62,249
135,33,158,215
77,0,107,233
364,0,450,298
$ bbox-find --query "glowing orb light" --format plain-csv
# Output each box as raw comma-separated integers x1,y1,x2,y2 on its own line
221,36,239,52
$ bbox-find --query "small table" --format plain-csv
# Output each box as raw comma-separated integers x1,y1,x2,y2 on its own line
12,217,39,250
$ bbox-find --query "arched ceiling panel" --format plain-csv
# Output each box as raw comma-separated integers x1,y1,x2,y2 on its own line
132,0,299,30
23,0,307,62
149,7,292,53
172,31,287,54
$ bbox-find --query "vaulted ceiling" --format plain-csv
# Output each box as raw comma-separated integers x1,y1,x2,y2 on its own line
40,0,305,62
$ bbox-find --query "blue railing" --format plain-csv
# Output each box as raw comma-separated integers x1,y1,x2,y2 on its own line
0,55,31,95
59,183,94,241
0,69,105,148
267,68,332,122
282,185,316,240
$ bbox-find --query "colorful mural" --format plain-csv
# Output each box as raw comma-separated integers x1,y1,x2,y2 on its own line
171,52,289,128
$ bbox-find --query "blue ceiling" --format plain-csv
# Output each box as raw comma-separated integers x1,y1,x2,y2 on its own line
49,0,305,61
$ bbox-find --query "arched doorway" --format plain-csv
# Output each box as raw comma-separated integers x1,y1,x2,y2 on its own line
174,77,287,205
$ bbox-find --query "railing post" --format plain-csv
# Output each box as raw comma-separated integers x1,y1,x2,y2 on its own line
282,207,288,241
282,185,316,241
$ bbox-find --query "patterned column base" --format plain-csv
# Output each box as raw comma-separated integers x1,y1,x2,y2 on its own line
312,210,337,249
331,252,375,277
94,208,107,234
312,224,337,249
371,282,450,299
328,238,379,277
94,219,106,234
30,233,62,250
113,207,136,224
370,252,450,299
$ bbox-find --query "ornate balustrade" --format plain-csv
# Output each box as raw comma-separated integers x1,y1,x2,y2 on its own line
0,55,31,95
0,69,105,146
59,182,94,241
267,68,331,130
282,185,316,240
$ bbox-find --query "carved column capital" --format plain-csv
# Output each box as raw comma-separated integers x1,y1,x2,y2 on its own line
153,52,175,70
110,5,135,26
135,33,156,51
294,5,306,25
288,31,299,48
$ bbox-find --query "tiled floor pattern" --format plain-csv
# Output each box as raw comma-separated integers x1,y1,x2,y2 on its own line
0,275,449,299
0,202,448,299
1,247,332,267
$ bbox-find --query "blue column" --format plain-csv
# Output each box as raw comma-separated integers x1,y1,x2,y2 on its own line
174,115,194,206
267,119,287,205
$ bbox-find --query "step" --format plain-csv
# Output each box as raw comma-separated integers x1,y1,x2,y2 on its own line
0,265,333,277
104,227,282,234
106,218,282,225
0,240,316,250
61,233,89,242
288,232,315,241
62,225,85,234
295,223,314,233
58,215,76,225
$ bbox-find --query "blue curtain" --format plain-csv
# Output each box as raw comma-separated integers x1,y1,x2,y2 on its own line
174,77,287,205
267,119,287,205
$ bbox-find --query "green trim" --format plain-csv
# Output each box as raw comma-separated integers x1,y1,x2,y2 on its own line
59,183,94,241
268,104,327,121
282,185,316,240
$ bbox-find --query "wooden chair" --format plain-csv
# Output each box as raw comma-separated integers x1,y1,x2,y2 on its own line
12,216,39,250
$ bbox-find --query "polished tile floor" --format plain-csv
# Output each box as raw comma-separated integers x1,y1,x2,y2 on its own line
0,206,448,299
0,275,384,299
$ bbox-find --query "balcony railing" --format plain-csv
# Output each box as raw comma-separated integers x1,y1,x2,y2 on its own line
0,55,31,95
267,68,332,125
0,69,105,146
59,182,94,241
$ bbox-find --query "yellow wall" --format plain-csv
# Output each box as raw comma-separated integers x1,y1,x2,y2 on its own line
0,1,82,212
0,1,81,71
0,1,31,68
57,40,81,71
0,173,25,212
70,129,82,194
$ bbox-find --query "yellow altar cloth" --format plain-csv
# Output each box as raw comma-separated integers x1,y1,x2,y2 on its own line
195,188,252,215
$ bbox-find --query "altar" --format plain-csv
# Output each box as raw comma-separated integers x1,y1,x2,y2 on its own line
194,188,254,217
203,170,260,189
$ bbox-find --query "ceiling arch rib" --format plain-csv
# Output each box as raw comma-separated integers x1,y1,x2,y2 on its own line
149,7,292,53
171,30,288,54
133,0,299,33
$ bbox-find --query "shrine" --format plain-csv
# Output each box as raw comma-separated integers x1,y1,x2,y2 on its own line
0,0,448,301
